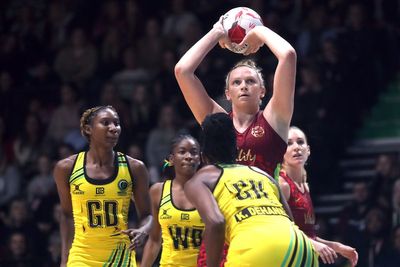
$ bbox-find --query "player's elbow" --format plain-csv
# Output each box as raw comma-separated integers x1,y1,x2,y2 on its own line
174,62,190,79
281,48,297,63
206,215,225,231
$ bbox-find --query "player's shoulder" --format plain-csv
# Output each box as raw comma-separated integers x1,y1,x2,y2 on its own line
197,164,221,175
150,182,164,195
55,154,79,171
125,154,145,168
149,182,164,205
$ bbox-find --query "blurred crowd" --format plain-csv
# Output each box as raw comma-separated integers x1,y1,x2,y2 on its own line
0,0,399,266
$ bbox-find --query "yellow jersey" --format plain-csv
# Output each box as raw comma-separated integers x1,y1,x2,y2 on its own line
159,179,205,267
67,151,136,267
213,164,318,267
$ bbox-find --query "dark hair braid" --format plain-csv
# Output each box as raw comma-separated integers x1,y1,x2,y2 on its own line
80,105,117,141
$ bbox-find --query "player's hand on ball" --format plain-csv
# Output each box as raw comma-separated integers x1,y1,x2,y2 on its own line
121,228,148,250
213,16,231,50
240,26,264,55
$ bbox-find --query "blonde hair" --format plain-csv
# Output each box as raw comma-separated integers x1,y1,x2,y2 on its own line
224,59,265,90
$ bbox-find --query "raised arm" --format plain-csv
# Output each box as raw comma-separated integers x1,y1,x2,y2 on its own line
140,183,163,267
54,156,76,267
174,20,227,124
242,26,297,140
184,166,225,267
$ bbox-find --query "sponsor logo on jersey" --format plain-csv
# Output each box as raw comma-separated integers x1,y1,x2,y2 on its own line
160,208,172,220
117,179,129,196
181,213,190,221
236,148,256,163
251,126,265,137
72,183,84,194
96,187,105,195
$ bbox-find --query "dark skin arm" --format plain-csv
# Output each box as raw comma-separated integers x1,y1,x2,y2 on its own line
184,165,225,267
140,183,163,267
122,157,152,248
54,155,77,267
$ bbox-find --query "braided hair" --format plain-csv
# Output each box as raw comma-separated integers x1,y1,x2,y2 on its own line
79,105,117,142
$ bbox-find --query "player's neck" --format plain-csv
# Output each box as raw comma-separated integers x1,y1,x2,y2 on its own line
87,148,114,167
231,109,257,131
285,166,304,184
173,176,187,188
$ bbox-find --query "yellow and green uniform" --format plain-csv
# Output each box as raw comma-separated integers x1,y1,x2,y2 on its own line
68,151,135,267
159,179,205,267
213,164,318,267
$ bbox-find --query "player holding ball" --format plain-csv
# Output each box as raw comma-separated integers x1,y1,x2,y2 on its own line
175,6,338,267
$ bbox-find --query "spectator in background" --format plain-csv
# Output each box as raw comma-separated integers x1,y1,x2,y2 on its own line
42,231,61,267
145,104,181,184
0,34,23,78
296,5,328,59
338,181,372,236
0,231,38,267
43,1,75,55
349,207,391,267
13,113,43,180
98,27,124,77
176,19,203,57
0,145,21,209
27,154,56,207
0,71,21,137
8,5,43,67
128,84,157,145
55,143,75,161
93,0,126,42
124,0,144,42
54,27,97,89
137,17,164,73
293,63,327,133
127,143,144,161
112,47,151,99
0,197,44,258
162,0,199,48
370,153,399,209
391,178,400,228
45,83,83,151
0,114,13,161
153,49,180,104
380,225,400,266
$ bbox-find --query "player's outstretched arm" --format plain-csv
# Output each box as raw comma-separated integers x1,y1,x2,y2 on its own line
174,18,227,124
242,26,297,141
